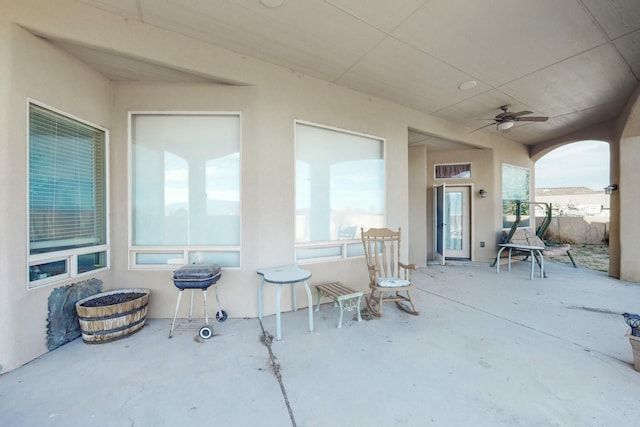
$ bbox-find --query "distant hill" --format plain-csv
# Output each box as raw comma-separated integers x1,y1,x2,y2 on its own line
535,186,609,216
535,187,603,196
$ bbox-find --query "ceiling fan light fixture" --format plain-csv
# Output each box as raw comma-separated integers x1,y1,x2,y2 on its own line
497,121,514,131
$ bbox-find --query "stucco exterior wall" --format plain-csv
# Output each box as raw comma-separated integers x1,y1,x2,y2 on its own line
408,145,428,266
0,16,12,376
0,8,429,372
426,148,491,261
0,23,113,373
0,0,552,373
424,146,532,262
619,90,640,282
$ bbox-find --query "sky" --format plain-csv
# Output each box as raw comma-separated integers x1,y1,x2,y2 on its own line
535,140,610,190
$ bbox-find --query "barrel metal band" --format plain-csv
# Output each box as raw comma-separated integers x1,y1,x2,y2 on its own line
80,316,147,336
77,303,148,321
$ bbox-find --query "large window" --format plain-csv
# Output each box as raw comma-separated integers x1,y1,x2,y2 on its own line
502,163,531,228
28,101,108,288
295,121,384,262
130,113,241,268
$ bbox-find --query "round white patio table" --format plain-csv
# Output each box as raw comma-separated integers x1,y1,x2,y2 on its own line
257,265,314,341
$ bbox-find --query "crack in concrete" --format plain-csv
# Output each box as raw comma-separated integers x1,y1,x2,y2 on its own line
258,319,297,427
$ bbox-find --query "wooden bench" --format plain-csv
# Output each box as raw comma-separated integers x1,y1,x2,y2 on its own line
315,282,363,328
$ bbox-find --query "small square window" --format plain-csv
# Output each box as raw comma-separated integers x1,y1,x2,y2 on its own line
78,251,107,274
435,163,471,179
29,260,68,283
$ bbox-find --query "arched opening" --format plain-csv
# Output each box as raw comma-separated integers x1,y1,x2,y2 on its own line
535,140,610,272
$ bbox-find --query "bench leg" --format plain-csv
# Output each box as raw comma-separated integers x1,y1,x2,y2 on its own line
536,250,544,278
495,246,507,272
529,250,535,280
337,299,344,328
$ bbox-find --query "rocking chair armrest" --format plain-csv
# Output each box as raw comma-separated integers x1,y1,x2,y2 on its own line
399,262,416,280
399,262,416,271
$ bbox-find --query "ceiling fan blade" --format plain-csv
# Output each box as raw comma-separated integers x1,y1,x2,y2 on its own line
509,110,534,117
470,122,496,133
514,116,548,122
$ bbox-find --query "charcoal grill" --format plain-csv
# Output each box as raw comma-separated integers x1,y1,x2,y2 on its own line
169,263,227,339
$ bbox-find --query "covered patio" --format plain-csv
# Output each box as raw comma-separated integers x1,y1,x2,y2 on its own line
2,260,639,426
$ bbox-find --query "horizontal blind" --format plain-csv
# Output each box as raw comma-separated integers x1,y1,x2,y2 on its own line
29,104,106,254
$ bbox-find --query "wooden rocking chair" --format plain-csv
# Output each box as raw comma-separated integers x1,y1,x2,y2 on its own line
361,227,419,317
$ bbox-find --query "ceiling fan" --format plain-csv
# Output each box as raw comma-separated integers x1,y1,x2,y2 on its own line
473,105,549,132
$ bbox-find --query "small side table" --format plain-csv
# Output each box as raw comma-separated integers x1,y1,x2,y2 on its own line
315,282,363,328
257,265,314,341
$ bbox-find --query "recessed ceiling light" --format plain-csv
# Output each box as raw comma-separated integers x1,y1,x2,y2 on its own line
458,80,477,90
261,0,284,7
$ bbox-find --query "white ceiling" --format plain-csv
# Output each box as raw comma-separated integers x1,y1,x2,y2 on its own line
62,0,640,147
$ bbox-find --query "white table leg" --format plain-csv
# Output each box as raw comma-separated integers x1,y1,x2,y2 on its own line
276,284,283,341
302,280,314,333
292,282,298,312
258,277,265,320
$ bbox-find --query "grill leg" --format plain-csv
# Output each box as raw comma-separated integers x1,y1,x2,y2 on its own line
202,289,209,326
213,283,222,317
189,290,194,322
169,289,184,338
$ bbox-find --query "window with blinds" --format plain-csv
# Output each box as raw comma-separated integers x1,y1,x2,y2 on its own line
28,102,108,287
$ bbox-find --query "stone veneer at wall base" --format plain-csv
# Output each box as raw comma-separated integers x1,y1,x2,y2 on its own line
1,0,639,376
47,279,103,350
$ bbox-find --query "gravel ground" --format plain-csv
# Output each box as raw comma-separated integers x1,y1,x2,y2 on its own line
547,244,609,272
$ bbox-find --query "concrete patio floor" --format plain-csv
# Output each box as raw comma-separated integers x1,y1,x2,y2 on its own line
1,259,640,426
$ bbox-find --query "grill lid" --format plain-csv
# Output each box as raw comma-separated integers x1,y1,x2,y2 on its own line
173,263,222,281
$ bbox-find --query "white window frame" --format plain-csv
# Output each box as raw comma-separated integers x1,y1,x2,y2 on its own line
294,120,386,264
127,111,242,270
26,99,110,289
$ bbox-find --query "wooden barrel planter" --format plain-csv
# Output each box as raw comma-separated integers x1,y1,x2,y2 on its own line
75,288,150,343
627,333,640,372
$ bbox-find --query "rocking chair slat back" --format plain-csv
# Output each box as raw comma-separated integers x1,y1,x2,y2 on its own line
362,228,401,279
